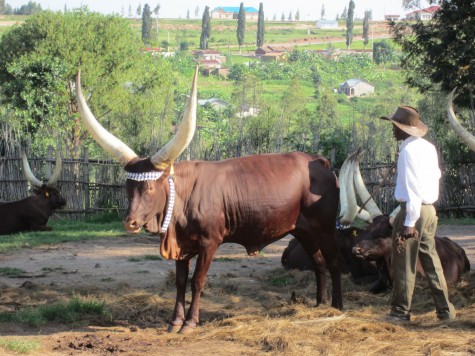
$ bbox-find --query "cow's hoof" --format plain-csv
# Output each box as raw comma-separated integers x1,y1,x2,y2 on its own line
179,323,196,334
167,323,182,333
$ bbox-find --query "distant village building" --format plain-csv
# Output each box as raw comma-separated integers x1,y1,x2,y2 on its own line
198,98,229,111
192,50,228,76
255,45,288,56
405,5,440,21
192,50,226,62
236,103,259,118
339,79,375,97
260,52,288,62
384,14,400,21
316,19,339,29
211,6,259,20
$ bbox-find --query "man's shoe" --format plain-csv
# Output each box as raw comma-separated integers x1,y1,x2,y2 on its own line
437,303,456,321
386,314,411,323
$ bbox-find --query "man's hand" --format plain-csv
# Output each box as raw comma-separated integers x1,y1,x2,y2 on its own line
402,226,418,239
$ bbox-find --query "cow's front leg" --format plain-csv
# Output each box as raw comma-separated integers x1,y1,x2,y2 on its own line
168,259,191,333
179,243,218,334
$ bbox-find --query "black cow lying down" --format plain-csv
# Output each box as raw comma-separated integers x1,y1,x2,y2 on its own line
0,152,66,235
282,216,470,294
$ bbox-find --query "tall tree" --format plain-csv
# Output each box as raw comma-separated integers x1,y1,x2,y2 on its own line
136,3,142,18
141,3,153,45
236,3,246,53
256,3,265,48
321,4,325,19
194,6,199,18
345,0,355,49
391,0,475,108
363,10,370,49
199,6,211,50
0,0,5,14
295,9,300,21
128,4,132,18
186,9,190,19
288,10,292,21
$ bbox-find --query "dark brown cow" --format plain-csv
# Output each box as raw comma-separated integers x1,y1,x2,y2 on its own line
0,152,66,235
283,214,470,294
76,68,342,334
281,226,378,278
353,231,471,287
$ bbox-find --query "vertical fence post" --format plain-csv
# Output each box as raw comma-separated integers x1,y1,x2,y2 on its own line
46,145,53,180
83,147,90,214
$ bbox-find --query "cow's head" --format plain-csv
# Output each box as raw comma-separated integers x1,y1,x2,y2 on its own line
21,151,67,210
75,68,198,234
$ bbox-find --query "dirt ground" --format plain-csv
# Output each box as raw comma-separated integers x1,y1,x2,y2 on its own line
0,225,474,355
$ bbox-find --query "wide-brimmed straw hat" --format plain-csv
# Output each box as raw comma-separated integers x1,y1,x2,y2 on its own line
380,106,428,137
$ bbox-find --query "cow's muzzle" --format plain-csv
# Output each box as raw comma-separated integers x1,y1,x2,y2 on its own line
124,218,143,234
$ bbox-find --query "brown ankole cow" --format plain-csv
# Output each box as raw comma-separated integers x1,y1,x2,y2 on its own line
75,67,342,334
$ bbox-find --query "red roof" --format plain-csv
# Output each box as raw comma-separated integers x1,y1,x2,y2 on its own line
407,5,440,16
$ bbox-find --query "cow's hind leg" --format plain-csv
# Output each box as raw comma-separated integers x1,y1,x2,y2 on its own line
168,259,191,333
179,242,219,334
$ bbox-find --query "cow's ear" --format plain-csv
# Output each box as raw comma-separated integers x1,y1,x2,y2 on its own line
44,191,50,198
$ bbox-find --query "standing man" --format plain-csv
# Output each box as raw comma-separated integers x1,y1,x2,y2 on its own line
381,106,455,322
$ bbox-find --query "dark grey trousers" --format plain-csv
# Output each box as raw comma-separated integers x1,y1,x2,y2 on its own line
390,204,455,319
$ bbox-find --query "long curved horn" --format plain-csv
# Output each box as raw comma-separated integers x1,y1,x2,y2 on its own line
21,151,43,188
76,70,138,166
46,153,62,187
339,152,358,225
447,88,475,152
352,151,383,220
150,66,198,170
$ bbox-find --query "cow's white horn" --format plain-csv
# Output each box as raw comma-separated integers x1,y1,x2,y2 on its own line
150,66,198,170
339,152,358,225
21,151,44,188
352,151,383,220
447,88,475,152
76,69,138,166
47,153,62,187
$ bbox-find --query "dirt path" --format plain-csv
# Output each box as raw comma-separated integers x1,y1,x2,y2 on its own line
1,225,473,292
0,225,473,355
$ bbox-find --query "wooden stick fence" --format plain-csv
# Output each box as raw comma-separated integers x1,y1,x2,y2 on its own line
1,147,474,220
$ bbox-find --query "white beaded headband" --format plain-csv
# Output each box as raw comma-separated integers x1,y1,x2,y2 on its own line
126,171,164,181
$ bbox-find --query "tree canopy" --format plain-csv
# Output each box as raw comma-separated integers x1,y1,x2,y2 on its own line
391,0,475,107
0,9,176,157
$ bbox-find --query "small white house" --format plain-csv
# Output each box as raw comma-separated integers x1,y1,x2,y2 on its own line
316,19,338,29
339,79,375,97
198,98,229,111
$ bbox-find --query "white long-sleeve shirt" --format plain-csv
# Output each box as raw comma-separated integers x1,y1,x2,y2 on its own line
395,136,441,227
